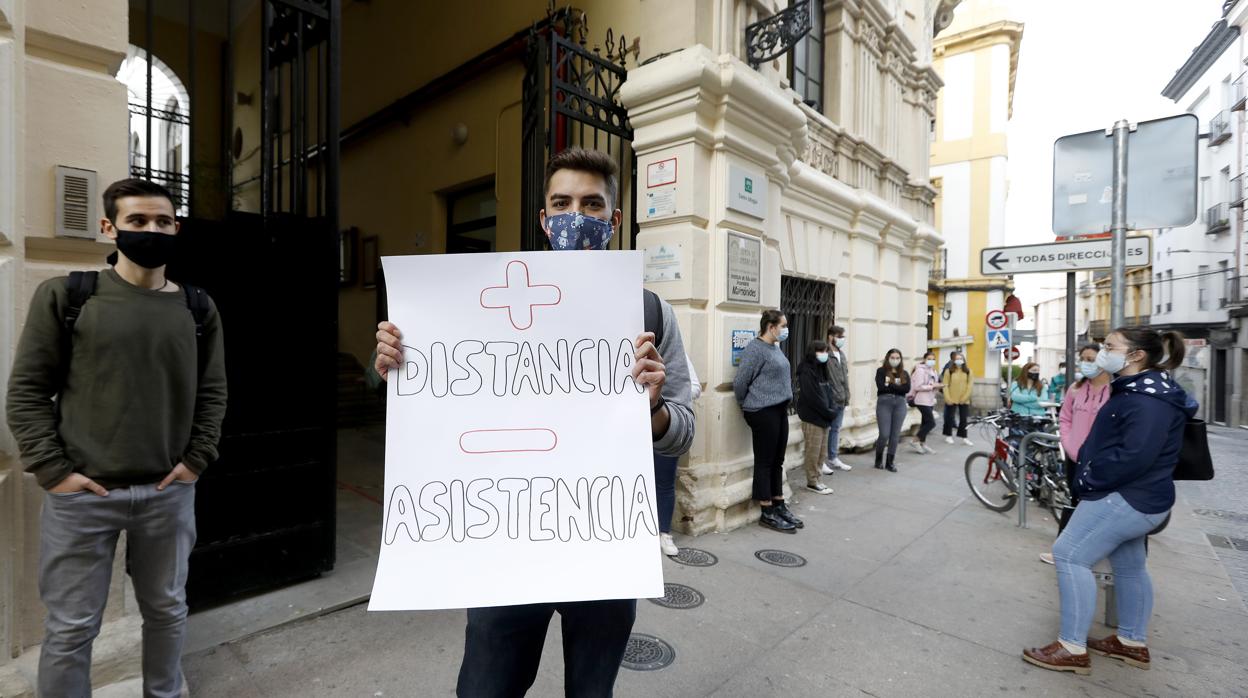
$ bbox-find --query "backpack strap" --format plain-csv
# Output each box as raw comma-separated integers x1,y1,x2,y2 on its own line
643,289,664,350
63,271,99,334
182,283,210,337
182,283,211,376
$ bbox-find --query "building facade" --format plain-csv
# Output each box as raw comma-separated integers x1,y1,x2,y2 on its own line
1160,5,1243,426
1,0,957,690
924,0,1021,407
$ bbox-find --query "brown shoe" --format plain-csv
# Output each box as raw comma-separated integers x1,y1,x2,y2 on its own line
1088,635,1150,669
1022,641,1092,675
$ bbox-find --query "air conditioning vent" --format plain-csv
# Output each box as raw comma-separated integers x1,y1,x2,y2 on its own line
55,166,98,240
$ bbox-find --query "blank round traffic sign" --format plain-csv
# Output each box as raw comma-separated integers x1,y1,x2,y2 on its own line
986,310,1008,330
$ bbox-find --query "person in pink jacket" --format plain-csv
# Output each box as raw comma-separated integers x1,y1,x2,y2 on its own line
908,351,942,454
1040,343,1112,565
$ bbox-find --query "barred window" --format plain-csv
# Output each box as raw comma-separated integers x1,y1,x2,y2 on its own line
780,275,837,401
118,46,190,215
788,1,824,112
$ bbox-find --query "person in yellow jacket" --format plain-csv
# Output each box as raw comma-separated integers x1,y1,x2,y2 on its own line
941,351,974,445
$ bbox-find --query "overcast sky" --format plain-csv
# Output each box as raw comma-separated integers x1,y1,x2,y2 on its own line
1001,0,1223,309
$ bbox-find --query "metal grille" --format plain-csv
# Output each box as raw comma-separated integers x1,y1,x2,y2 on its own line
780,275,836,403
754,549,808,567
648,583,705,610
621,634,676,671
521,13,637,252
672,547,719,567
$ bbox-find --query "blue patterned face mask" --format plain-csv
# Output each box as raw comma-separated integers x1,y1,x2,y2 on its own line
543,212,614,250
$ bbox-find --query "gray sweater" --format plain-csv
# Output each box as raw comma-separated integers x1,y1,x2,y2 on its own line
733,338,793,411
652,298,696,457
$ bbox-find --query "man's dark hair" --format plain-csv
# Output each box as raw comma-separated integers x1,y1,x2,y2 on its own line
543,147,619,211
102,178,176,224
828,325,845,338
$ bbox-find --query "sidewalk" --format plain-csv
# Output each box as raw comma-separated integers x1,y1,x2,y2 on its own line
183,438,1248,697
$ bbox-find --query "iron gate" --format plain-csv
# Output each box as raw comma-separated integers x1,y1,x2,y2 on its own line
132,0,342,608
781,276,837,402
521,14,637,252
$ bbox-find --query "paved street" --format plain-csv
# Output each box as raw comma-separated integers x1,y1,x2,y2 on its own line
181,432,1248,698
1176,425,1248,609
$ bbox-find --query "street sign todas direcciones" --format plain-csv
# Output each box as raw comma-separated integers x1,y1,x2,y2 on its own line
980,236,1151,276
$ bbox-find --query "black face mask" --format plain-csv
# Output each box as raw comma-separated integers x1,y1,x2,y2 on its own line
114,229,177,269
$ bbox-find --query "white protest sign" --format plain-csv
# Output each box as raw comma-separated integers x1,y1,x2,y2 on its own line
370,251,663,610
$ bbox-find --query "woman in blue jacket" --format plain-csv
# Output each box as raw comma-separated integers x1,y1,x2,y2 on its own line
1009,362,1047,417
1023,328,1192,675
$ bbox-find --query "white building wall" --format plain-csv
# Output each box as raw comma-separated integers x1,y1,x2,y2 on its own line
934,161,972,277
941,51,974,141
1153,42,1238,329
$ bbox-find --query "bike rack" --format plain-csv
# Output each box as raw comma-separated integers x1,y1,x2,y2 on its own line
1013,431,1062,529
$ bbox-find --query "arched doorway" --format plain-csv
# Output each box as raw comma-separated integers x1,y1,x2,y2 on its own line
117,45,191,215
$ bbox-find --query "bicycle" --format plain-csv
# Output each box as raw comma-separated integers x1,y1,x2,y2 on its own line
964,410,1069,518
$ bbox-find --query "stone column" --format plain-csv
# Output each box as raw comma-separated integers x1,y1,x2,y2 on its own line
0,1,139,694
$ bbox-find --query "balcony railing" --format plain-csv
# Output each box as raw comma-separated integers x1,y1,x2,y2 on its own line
929,265,946,281
1210,110,1232,146
1206,202,1231,234
1234,174,1246,208
1236,73,1248,112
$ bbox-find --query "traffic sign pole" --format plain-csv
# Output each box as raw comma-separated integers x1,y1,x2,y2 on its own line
1110,119,1129,329
1066,272,1076,395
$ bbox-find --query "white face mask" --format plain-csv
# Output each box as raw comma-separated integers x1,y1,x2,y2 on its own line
815,352,829,363
925,359,936,368
1095,348,1129,375
834,337,846,350
954,359,965,366
888,357,901,368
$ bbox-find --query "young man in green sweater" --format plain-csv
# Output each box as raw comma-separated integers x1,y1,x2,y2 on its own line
6,178,227,697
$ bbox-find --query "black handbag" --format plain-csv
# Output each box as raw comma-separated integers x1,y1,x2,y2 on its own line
1173,419,1214,481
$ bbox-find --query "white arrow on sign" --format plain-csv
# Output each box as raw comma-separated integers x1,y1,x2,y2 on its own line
980,236,1152,276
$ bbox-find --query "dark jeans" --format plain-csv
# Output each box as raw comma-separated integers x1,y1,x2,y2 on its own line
942,403,969,438
916,405,936,442
456,599,637,697
874,394,907,457
653,453,678,533
743,402,789,501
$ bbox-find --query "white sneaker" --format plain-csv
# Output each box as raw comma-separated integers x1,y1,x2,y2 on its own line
1039,552,1055,566
820,462,834,475
910,441,925,454
833,458,852,471
962,438,974,446
945,436,955,445
660,533,679,556
805,483,834,495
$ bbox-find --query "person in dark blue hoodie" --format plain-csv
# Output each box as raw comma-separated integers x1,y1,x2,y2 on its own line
1024,327,1193,676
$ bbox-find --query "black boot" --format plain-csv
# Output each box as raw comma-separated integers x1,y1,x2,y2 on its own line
874,450,885,469
773,501,804,529
759,505,796,533
885,453,898,472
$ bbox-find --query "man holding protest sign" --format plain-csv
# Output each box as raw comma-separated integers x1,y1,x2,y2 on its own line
373,147,694,697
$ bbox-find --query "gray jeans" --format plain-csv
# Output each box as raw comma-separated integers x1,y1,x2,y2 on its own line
38,481,197,698
874,394,908,457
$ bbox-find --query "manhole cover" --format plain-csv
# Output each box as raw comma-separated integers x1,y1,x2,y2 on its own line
755,549,807,567
648,583,705,610
621,633,675,671
673,547,718,567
